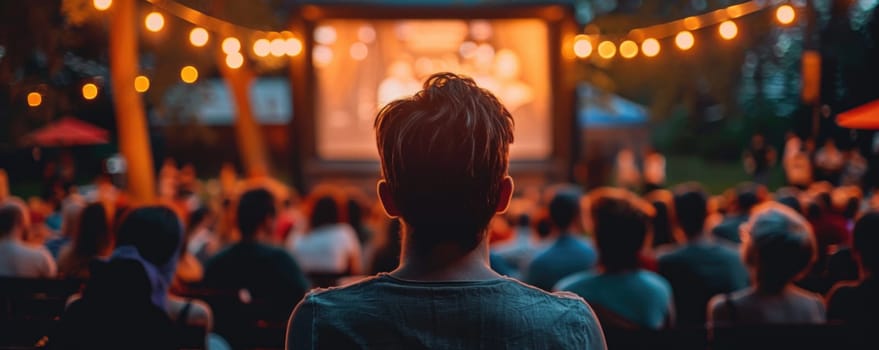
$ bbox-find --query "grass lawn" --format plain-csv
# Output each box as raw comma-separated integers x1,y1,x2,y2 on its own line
665,154,785,194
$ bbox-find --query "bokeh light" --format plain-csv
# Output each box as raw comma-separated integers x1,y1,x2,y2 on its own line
222,37,241,54
285,38,303,56
350,42,368,61
597,41,616,59
82,83,98,100
253,39,270,57
675,31,695,51
27,92,42,107
93,0,111,11
573,35,593,58
641,38,661,57
189,28,209,47
226,52,244,69
269,38,286,57
134,75,150,93
776,5,796,25
619,40,639,59
145,12,164,32
180,66,198,84
719,21,738,40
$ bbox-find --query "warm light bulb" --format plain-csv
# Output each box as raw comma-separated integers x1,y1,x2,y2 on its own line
675,31,695,51
226,52,244,69
145,12,164,32
134,75,150,93
349,42,368,61
189,28,209,47
27,92,42,107
619,40,639,59
221,37,240,54
573,35,592,58
93,0,112,11
269,38,286,57
285,38,303,56
719,21,738,40
82,83,98,100
597,41,616,59
641,38,661,57
180,66,198,84
776,5,796,25
253,39,270,57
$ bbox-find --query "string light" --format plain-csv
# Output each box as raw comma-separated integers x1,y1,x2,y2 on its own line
675,31,695,50
719,20,738,40
180,66,198,84
269,38,286,57
93,0,111,11
776,5,796,25
189,28,209,47
221,37,240,54
134,75,150,93
597,41,616,59
350,42,368,61
253,39,270,57
145,12,165,32
226,52,244,69
285,38,303,56
619,40,639,59
641,38,661,57
82,83,98,100
27,92,42,107
573,35,593,58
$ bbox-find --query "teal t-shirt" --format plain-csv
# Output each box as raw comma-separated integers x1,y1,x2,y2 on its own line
288,273,607,349
559,270,673,329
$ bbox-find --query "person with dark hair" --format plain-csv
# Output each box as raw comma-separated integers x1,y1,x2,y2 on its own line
524,188,597,291
0,200,56,278
657,183,749,326
204,188,309,323
826,212,879,324
289,193,362,276
57,202,114,279
57,206,221,349
708,203,825,326
743,133,776,185
558,188,674,330
287,73,605,349
712,182,764,244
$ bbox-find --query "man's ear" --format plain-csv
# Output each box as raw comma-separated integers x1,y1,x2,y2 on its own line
377,180,401,218
495,176,514,213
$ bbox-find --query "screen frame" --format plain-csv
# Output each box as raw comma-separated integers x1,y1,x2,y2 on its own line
287,4,579,188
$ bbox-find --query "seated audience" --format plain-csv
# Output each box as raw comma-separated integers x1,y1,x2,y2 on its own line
289,193,362,276
712,183,763,244
708,203,825,326
525,188,598,291
0,200,56,278
45,196,84,258
657,183,749,326
558,188,674,330
57,206,221,349
57,202,114,279
187,206,220,264
826,211,879,325
203,188,309,318
175,207,210,286
287,73,606,349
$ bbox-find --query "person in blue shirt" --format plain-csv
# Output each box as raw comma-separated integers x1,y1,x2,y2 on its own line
559,188,674,329
286,73,606,350
525,187,598,291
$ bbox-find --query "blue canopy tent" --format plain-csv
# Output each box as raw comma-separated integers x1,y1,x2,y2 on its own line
576,84,651,188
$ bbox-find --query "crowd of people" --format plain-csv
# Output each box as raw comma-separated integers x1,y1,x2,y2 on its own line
1,73,878,349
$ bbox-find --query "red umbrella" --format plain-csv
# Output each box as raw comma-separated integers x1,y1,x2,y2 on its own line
24,117,109,147
837,99,879,130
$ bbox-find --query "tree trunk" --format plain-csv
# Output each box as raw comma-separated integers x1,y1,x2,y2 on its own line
217,60,269,179
109,0,156,204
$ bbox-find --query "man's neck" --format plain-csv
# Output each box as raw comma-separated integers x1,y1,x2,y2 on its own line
392,233,499,282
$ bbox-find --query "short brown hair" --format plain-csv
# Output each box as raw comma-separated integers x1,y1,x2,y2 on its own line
375,72,514,252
